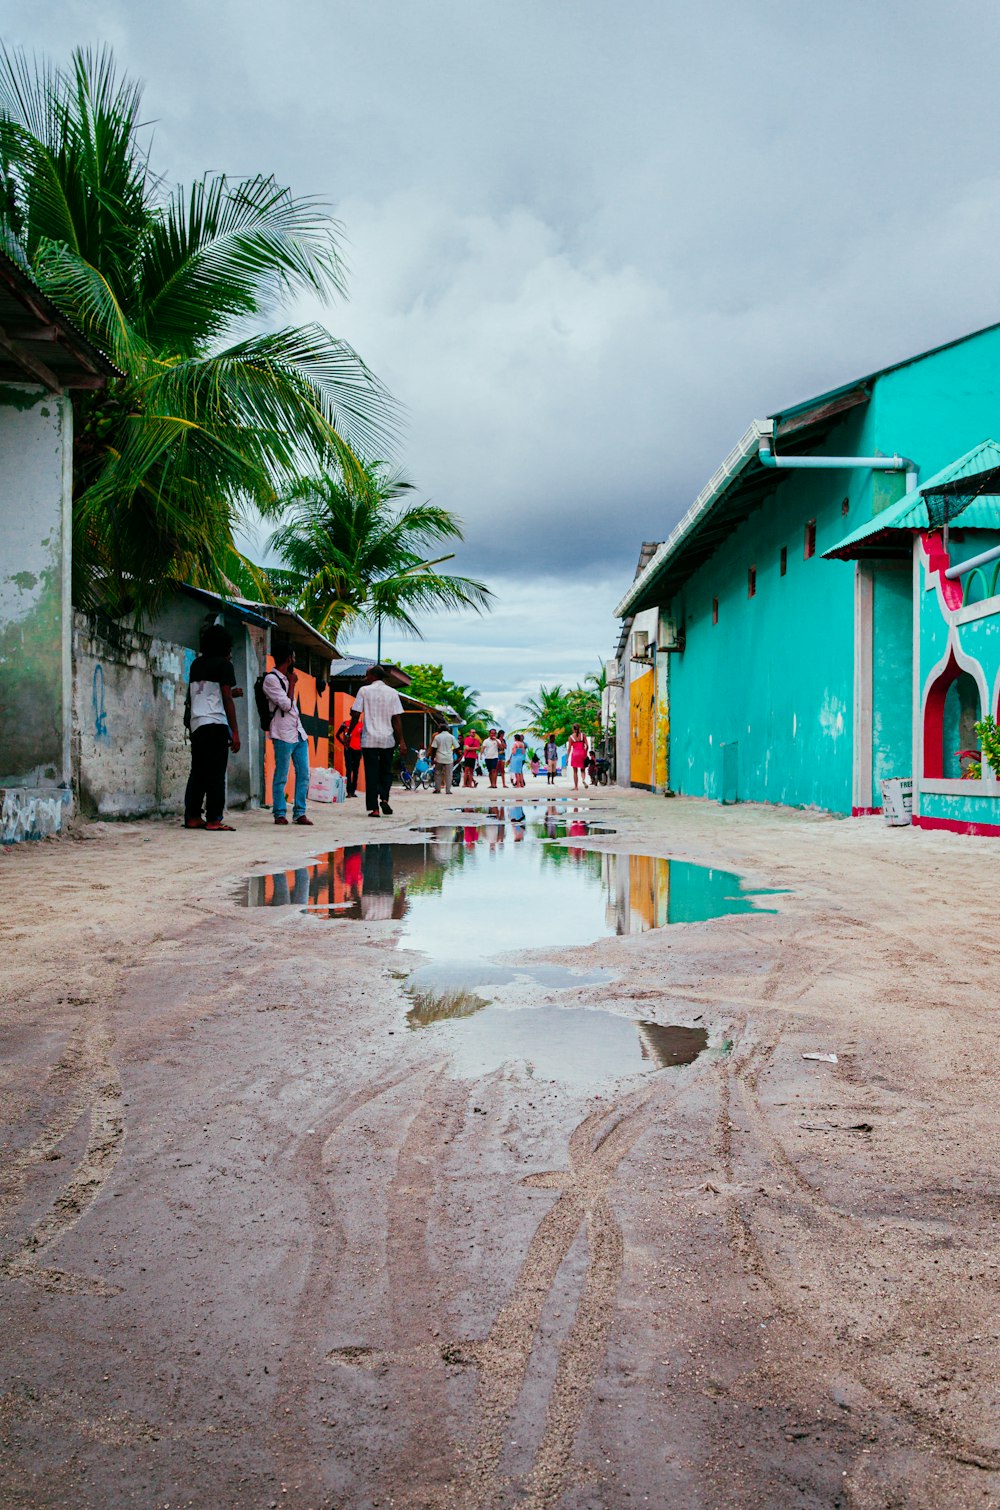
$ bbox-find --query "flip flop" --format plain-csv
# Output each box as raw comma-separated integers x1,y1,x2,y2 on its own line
184,819,206,829
205,822,236,831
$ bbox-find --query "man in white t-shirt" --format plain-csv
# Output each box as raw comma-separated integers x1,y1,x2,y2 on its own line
481,728,500,788
430,725,458,793
347,665,407,817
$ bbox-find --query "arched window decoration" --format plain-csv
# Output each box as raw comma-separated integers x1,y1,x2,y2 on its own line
924,652,982,777
962,561,1000,606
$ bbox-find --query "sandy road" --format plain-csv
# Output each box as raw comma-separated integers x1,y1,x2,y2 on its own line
0,783,998,1509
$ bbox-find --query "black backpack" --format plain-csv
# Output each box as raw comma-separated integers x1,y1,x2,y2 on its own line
254,669,286,730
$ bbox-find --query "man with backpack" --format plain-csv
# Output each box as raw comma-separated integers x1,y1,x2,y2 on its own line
261,642,313,826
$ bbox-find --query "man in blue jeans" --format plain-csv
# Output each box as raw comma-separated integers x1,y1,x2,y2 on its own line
263,643,313,826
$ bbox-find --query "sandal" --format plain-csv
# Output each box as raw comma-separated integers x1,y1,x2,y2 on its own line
184,819,206,829
205,822,236,831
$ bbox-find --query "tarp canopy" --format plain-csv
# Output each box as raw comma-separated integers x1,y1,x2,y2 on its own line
825,440,1000,560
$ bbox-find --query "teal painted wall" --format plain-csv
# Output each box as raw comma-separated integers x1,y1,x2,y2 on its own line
669,407,871,813
870,565,912,803
664,323,1000,817
872,325,1000,481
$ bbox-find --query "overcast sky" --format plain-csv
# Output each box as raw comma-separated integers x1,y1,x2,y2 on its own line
10,0,1000,719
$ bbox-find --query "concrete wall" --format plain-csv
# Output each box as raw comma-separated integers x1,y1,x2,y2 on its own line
73,610,262,818
0,384,73,791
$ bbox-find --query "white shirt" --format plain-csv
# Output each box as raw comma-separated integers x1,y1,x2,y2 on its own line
352,680,404,747
481,738,499,760
263,669,307,742
430,730,457,764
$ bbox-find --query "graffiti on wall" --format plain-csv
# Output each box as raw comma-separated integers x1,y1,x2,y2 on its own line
92,663,108,739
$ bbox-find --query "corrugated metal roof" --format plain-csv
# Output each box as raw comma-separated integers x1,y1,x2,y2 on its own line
618,321,1000,617
770,320,1000,432
615,423,772,618
824,440,1000,559
0,250,122,390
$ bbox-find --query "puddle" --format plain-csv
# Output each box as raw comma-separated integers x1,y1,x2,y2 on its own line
240,833,773,1084
240,839,775,940
417,1004,709,1086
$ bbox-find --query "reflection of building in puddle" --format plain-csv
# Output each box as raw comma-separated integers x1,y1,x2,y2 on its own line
635,1022,709,1067
244,843,450,920
603,853,772,934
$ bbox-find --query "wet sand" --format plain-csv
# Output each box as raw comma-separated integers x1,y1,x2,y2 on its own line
1,780,998,1508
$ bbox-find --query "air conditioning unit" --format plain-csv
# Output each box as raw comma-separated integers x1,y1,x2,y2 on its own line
657,618,681,651
605,658,623,686
631,629,650,661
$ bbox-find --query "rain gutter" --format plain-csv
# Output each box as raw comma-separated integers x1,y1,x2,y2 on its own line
945,541,1000,579
758,429,918,493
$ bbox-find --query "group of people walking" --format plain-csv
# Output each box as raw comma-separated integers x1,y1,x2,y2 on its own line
183,622,599,829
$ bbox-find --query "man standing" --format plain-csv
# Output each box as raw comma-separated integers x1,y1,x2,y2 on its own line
348,665,406,817
481,728,500,788
430,724,457,793
335,710,363,798
184,624,241,831
264,642,313,826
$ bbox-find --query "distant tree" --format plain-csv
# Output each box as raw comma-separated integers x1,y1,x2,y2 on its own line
520,679,601,741
399,663,494,731
519,684,571,742
267,461,492,646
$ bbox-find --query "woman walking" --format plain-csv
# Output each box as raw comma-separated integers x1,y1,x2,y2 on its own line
568,724,588,790
508,732,527,788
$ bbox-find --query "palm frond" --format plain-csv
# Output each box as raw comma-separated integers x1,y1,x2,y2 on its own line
138,172,347,352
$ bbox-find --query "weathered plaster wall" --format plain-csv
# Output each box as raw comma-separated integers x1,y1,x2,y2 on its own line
0,384,73,790
73,610,263,818
73,613,195,816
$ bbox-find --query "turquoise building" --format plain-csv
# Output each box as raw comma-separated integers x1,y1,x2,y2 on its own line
615,324,1000,834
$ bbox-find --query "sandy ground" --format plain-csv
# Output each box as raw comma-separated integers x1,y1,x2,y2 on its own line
0,775,998,1510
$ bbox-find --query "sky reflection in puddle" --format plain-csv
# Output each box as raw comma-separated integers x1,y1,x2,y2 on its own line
241,833,771,1081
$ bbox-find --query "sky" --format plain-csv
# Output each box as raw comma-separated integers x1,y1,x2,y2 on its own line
9,0,1000,721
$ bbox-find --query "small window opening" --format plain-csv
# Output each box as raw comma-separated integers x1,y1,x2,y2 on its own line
804,520,816,559
712,597,719,625
779,546,787,577
747,566,756,599
841,496,850,517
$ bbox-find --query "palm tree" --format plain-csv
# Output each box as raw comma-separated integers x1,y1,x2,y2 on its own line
584,663,608,696
519,684,571,742
266,461,492,649
0,45,394,615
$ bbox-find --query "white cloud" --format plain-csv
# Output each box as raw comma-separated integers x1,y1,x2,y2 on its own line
11,0,1000,701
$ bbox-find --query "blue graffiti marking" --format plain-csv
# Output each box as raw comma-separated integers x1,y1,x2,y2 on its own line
92,663,108,738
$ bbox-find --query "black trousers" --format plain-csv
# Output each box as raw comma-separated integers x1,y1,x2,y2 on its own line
344,745,362,796
185,724,231,823
362,745,395,810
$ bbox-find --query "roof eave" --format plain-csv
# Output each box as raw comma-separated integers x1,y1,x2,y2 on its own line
615,420,772,619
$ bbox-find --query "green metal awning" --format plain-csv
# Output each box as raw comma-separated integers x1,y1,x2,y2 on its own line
824,440,1000,560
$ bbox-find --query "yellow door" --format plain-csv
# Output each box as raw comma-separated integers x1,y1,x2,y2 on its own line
630,668,655,788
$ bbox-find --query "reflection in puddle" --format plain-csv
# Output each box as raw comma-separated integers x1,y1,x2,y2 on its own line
240,838,775,939
241,830,772,1084
414,1003,710,1086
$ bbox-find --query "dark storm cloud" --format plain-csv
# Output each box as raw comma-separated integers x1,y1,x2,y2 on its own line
10,0,1000,638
